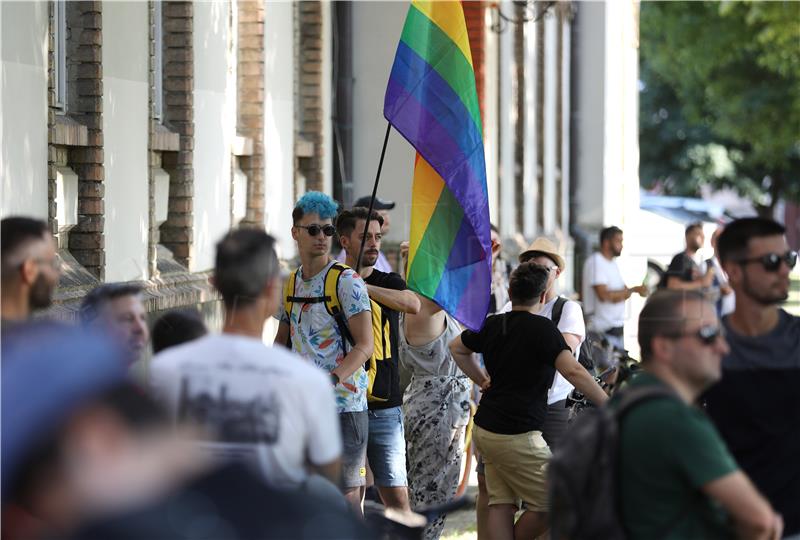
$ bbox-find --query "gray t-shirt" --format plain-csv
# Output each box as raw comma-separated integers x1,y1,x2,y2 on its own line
705,309,800,536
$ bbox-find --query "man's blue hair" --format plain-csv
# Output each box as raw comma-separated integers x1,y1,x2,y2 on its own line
293,191,339,222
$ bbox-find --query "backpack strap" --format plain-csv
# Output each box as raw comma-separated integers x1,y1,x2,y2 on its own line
283,268,299,321
324,263,356,354
551,296,568,328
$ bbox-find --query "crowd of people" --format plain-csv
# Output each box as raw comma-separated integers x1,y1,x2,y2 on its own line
1,198,798,540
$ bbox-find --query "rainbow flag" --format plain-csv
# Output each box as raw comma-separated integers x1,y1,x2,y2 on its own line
384,1,491,331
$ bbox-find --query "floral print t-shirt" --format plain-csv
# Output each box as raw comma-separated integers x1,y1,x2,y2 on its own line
282,260,371,413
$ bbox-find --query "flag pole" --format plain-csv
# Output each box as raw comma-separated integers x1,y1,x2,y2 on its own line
355,121,391,273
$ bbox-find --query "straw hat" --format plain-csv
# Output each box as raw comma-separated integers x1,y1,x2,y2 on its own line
519,236,565,270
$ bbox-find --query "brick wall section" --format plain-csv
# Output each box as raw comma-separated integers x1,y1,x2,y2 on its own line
47,2,58,236
160,1,194,267
296,1,324,193
237,0,266,225
462,1,486,130
535,18,545,231
147,1,158,277
514,8,526,232
66,1,106,279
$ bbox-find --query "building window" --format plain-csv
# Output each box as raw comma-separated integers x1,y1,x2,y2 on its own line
153,1,164,122
54,0,67,111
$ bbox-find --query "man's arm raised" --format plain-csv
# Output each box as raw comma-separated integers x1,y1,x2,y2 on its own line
555,350,608,405
366,285,421,314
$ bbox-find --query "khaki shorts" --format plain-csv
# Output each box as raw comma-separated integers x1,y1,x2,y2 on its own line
473,425,551,511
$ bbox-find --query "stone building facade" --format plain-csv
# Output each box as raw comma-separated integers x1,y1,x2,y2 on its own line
2,1,642,333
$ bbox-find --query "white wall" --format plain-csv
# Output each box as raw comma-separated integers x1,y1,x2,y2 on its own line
193,0,233,272
263,1,295,260
102,2,149,282
574,1,605,229
498,4,515,237
351,2,414,242
522,21,537,237
573,0,644,351
0,2,49,219
483,8,499,225
543,15,558,234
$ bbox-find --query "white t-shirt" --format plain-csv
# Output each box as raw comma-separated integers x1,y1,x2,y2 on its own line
149,334,342,489
582,252,627,332
498,297,586,404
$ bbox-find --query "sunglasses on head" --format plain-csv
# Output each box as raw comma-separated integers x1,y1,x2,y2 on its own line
664,324,724,346
297,224,336,237
737,250,798,272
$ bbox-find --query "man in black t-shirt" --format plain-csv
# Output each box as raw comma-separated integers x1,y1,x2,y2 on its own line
337,207,421,512
449,262,607,540
663,222,714,291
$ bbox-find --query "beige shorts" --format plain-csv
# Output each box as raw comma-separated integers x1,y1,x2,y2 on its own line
473,425,551,511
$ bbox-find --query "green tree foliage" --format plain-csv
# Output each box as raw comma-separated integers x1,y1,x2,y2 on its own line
639,1,800,215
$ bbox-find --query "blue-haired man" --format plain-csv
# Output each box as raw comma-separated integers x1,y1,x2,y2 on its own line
275,191,374,514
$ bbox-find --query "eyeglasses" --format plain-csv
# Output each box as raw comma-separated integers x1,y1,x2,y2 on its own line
664,324,725,346
296,224,336,237
737,250,797,272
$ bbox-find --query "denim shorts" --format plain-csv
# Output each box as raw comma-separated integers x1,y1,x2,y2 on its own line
340,411,368,488
366,406,408,487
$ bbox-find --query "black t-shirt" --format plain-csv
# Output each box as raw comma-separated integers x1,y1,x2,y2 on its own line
68,463,371,540
364,269,407,410
461,311,570,434
664,252,700,285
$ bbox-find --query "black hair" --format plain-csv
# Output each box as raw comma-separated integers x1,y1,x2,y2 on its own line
80,283,144,324
214,228,279,309
685,221,704,236
638,290,707,362
508,262,550,306
599,226,623,246
490,223,499,234
1,217,49,275
716,217,786,265
335,207,384,238
151,309,208,354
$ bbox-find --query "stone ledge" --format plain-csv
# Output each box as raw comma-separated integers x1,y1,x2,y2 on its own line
44,247,220,323
151,124,181,152
232,135,254,156
295,137,314,158
53,115,89,146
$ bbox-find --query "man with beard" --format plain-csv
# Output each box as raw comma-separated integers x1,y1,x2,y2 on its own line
704,217,800,538
663,222,715,291
80,283,150,365
336,207,420,512
1,217,61,328
581,226,647,350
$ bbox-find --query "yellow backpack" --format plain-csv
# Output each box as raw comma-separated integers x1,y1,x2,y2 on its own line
283,262,392,403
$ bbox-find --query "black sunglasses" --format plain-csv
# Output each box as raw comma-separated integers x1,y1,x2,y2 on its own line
737,250,798,272
664,325,724,346
297,224,336,237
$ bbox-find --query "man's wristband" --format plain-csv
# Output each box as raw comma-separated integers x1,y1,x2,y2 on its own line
330,372,340,386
